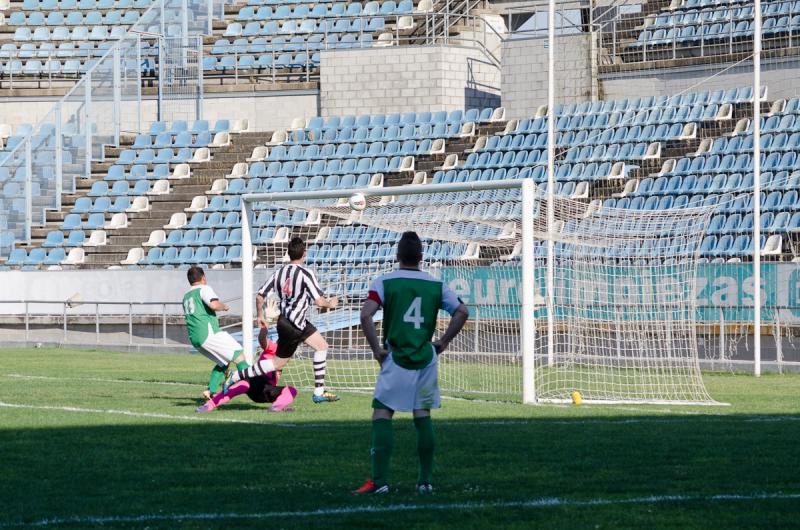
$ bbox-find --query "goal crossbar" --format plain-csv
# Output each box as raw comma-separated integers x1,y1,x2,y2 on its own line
240,179,539,402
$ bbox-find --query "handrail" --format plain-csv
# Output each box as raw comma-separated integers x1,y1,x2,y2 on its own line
592,0,800,65
83,13,502,85
0,0,166,167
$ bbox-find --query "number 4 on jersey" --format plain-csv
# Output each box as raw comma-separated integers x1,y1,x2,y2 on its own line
403,297,425,329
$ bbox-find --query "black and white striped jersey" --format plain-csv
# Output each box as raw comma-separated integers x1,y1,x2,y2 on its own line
258,263,324,329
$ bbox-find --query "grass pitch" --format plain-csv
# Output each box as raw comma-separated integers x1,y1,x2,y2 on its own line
1,347,799,529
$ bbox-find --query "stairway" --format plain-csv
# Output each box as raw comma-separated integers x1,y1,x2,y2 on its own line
24,131,273,268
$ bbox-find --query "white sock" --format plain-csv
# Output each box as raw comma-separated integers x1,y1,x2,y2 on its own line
313,350,327,396
241,358,276,381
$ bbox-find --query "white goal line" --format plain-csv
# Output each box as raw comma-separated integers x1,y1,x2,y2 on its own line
1,492,798,528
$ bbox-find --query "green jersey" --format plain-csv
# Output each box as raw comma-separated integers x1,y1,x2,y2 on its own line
183,285,221,347
367,268,462,370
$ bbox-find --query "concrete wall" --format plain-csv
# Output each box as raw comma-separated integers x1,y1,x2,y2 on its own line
501,34,594,120
600,58,800,102
0,90,319,132
319,45,501,116
200,90,319,132
0,269,246,315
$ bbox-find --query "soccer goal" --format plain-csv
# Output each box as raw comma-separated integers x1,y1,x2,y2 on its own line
240,179,720,405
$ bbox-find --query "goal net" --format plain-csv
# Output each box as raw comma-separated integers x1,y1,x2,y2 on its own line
241,180,720,405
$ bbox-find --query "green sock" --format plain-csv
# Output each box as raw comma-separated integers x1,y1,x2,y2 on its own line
371,418,393,487
414,416,435,485
233,350,249,371
208,365,226,393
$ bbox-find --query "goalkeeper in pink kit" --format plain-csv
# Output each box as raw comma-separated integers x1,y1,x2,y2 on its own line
196,337,297,413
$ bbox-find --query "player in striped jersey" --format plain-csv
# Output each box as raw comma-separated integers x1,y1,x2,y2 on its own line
354,231,469,494
225,237,340,403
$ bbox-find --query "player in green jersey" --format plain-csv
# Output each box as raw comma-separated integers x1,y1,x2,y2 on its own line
354,231,469,494
182,266,249,398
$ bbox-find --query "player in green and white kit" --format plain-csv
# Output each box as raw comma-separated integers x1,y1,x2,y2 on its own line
355,231,469,494
183,266,249,398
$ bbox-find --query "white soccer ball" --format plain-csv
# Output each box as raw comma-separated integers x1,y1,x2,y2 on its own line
349,192,367,211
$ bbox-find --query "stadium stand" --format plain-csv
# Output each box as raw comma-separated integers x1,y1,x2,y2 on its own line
598,0,800,70
1,109,489,269
4,80,800,270
0,0,438,89
1,0,796,270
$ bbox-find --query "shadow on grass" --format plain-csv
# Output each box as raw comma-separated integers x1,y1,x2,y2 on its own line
0,413,798,529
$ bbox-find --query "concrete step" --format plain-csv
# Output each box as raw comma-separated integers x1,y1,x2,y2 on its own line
108,224,169,236
85,253,128,265
212,152,262,162
84,244,136,255
107,227,162,237
105,235,151,246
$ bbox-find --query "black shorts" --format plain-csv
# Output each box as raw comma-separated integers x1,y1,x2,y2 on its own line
276,315,317,359
245,375,283,403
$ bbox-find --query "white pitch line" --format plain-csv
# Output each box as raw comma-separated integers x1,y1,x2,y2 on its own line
0,374,745,417
0,374,735,417
0,401,269,426
1,400,799,429
0,492,798,528
5,373,201,388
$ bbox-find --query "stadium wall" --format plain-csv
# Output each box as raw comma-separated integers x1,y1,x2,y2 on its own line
319,45,501,116
0,90,319,132
501,34,594,119
0,270,245,316
5,265,800,321
1,268,799,366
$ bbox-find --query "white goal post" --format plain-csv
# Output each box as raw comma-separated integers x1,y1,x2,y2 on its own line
240,179,720,405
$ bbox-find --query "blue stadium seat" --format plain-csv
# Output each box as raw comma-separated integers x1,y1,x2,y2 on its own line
109,197,131,213
23,248,47,266
42,230,65,247
5,248,27,267
43,248,66,266
65,230,85,247
208,246,228,263
85,213,106,230
90,197,112,213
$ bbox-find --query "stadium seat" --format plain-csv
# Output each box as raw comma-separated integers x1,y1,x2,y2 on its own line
23,248,47,266
42,230,65,248
5,248,27,267
120,247,143,265
43,248,67,266
62,214,83,230
62,247,85,265
61,230,84,247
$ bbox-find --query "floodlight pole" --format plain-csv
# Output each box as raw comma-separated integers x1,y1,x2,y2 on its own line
753,0,762,377
546,0,556,367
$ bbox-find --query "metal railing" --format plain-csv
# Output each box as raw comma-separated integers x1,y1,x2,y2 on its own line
1,294,800,366
203,12,505,82
0,0,216,258
1,299,187,347
600,0,800,64
0,2,503,257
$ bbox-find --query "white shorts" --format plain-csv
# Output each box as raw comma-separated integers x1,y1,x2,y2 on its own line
373,352,440,412
198,325,243,366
